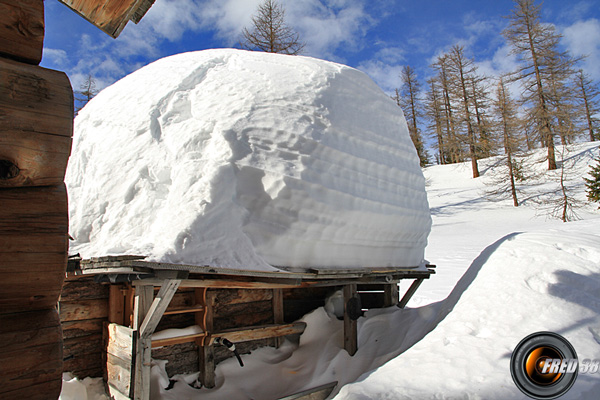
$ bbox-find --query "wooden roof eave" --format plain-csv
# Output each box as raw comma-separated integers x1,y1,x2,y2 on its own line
58,0,157,38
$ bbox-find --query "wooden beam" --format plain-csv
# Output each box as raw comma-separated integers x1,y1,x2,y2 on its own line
133,278,301,289
343,284,358,356
398,279,424,309
58,0,146,38
139,280,181,339
0,0,44,64
210,322,306,345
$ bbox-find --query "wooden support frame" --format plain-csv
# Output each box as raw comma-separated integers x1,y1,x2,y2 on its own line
398,278,425,309
343,284,358,356
196,288,215,389
273,288,284,348
132,280,180,400
383,283,400,307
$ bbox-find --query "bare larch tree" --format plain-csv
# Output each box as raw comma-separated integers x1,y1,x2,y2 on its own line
503,0,575,170
240,0,305,55
574,69,600,142
399,65,428,166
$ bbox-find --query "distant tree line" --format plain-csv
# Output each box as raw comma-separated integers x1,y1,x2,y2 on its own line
395,0,600,184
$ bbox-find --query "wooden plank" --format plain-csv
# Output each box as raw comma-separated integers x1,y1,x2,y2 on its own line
0,0,44,64
63,351,103,378
60,276,109,301
210,322,307,344
58,0,144,38
0,129,72,187
59,299,109,322
134,278,300,289
213,288,273,306
61,318,105,339
107,323,134,361
107,353,133,398
0,309,62,397
163,305,204,315
343,284,358,356
106,324,135,398
133,286,153,331
398,279,424,309
63,333,103,359
108,382,133,400
214,309,273,332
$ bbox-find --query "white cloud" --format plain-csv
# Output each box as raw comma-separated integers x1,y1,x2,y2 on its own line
41,48,68,67
182,0,374,59
356,59,404,94
562,18,600,80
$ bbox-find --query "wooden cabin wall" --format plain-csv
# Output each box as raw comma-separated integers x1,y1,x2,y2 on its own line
0,1,73,398
60,274,110,378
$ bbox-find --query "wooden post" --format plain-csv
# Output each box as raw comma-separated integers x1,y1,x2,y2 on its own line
133,280,181,400
196,288,215,388
343,284,358,356
133,285,152,400
383,283,399,307
272,289,284,348
109,285,125,325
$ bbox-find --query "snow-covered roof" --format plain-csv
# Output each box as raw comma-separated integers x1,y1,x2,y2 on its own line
66,49,431,272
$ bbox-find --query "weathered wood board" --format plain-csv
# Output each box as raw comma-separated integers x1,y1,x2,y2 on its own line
0,309,63,399
0,58,73,187
58,0,149,38
0,184,68,312
106,323,135,398
0,0,44,64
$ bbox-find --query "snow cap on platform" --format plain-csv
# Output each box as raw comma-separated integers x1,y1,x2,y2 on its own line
66,49,431,271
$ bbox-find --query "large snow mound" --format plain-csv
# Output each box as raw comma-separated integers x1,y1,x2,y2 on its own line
66,49,431,271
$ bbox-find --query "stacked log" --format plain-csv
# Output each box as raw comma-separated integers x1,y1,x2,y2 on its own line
0,1,73,398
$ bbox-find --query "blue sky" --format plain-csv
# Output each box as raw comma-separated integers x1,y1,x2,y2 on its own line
42,0,600,96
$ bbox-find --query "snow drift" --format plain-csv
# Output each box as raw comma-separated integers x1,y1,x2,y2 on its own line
66,49,431,271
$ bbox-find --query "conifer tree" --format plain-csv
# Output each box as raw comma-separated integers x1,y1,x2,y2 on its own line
75,74,98,115
240,0,305,55
585,153,600,208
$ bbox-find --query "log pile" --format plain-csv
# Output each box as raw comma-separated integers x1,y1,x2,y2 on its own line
0,0,73,398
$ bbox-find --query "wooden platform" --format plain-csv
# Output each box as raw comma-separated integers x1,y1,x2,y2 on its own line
65,256,434,400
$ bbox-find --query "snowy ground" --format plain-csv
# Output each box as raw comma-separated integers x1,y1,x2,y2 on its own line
60,142,600,399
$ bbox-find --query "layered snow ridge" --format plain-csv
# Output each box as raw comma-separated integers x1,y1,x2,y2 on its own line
66,49,431,271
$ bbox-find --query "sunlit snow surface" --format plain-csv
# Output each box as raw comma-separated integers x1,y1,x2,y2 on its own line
61,143,600,399
66,49,430,271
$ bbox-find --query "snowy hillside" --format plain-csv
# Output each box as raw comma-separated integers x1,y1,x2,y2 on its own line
62,142,600,400
66,49,430,271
